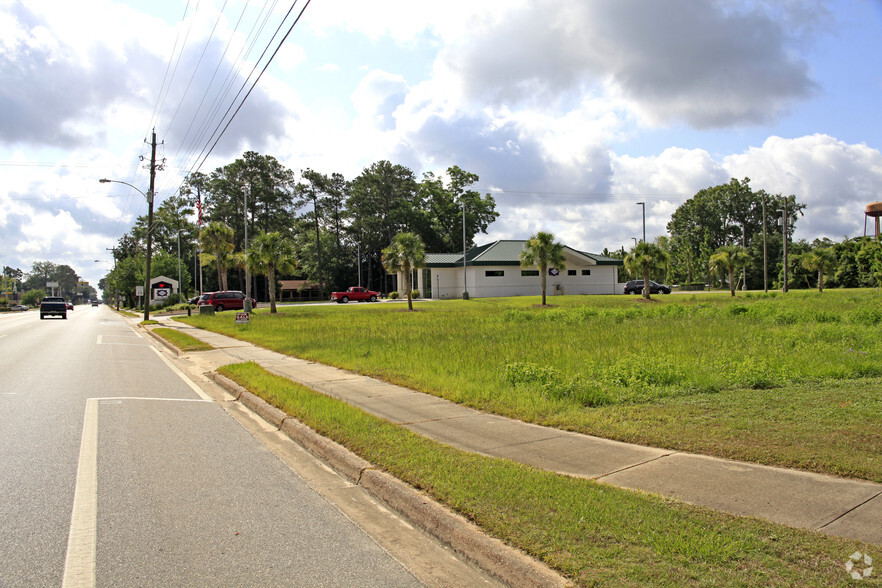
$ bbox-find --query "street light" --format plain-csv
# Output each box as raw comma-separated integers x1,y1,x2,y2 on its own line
636,202,646,243
99,178,154,320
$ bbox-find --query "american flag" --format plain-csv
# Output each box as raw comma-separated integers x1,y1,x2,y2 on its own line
196,191,203,227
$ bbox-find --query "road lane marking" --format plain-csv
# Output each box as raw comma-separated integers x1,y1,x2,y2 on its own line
62,398,98,588
62,396,211,587
149,346,213,401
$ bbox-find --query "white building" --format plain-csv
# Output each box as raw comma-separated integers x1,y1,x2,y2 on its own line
407,240,623,299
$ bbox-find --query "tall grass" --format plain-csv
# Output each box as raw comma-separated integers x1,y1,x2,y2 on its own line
181,289,882,479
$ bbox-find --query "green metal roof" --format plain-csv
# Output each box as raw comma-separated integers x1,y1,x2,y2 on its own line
424,240,623,267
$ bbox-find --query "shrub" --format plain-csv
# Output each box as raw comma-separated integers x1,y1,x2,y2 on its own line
503,361,611,407
388,291,399,299
411,290,420,299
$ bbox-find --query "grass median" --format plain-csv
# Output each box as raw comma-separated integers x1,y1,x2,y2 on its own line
219,361,875,586
151,327,213,352
179,290,882,482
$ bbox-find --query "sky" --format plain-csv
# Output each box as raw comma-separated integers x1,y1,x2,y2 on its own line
1,0,881,289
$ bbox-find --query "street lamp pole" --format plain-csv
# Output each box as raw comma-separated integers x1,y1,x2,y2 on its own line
636,202,645,243
99,177,154,320
461,200,469,300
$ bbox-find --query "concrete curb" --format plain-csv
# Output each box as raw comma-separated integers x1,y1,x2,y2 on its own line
142,325,182,357
208,371,570,588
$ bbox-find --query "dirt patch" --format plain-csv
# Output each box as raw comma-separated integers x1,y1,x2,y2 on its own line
532,304,559,309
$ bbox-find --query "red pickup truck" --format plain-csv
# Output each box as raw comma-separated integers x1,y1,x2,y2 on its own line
330,287,379,303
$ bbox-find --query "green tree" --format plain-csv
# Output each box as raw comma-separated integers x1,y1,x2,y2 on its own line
247,232,298,313
519,231,567,306
199,222,235,291
800,246,837,293
709,245,750,297
419,166,499,253
624,242,670,301
349,161,421,292
21,289,44,306
667,178,802,288
382,232,426,311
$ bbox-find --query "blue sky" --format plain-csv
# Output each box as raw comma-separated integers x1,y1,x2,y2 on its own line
1,0,881,289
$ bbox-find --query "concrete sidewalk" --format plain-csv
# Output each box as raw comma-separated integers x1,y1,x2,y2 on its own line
151,316,882,547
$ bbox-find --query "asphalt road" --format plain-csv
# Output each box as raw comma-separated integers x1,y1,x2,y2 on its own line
0,306,457,587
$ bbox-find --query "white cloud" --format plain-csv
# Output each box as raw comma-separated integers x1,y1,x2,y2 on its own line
724,134,882,240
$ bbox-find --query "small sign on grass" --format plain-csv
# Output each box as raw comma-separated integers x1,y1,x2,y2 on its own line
235,311,250,325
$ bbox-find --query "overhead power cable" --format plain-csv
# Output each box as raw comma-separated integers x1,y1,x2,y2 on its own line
185,0,312,180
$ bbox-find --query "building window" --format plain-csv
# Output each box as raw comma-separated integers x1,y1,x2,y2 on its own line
485,270,504,277
521,270,539,277
568,269,576,276
582,269,591,276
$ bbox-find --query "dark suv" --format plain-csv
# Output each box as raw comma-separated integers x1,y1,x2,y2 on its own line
196,291,256,311
624,280,672,295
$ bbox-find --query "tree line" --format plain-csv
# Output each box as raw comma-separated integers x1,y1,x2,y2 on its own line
613,177,882,294
101,152,499,306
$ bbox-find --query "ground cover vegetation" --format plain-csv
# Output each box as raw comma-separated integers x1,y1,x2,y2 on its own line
150,327,213,352
180,289,882,482
218,361,876,586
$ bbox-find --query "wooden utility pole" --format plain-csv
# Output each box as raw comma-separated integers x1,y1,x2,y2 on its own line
142,130,162,320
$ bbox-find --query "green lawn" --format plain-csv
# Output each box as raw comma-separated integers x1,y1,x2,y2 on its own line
151,327,213,352
219,361,878,586
179,289,882,481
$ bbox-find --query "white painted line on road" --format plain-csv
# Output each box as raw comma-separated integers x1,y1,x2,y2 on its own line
95,335,101,345
62,396,212,588
62,398,98,588
149,346,213,401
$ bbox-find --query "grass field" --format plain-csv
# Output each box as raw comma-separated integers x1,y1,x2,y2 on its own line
179,289,882,481
219,361,878,586
150,327,213,352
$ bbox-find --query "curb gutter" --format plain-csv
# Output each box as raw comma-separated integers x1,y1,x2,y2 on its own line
208,371,570,588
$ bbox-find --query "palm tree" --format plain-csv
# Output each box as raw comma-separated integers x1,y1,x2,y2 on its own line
800,247,836,293
248,232,298,313
199,221,235,291
519,231,567,306
709,245,750,297
624,241,670,301
382,232,426,311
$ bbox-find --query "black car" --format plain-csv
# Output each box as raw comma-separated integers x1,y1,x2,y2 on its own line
624,280,672,295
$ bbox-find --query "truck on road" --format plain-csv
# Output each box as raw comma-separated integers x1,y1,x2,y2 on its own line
40,296,67,320
330,287,379,304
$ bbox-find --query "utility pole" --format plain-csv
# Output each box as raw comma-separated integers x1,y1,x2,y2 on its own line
462,200,469,300
142,129,162,321
106,247,119,310
782,198,788,294
762,194,768,293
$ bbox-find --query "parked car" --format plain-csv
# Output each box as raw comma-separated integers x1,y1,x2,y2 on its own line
196,291,256,312
10,304,28,311
65,301,74,310
624,280,672,295
330,286,379,303
187,295,201,305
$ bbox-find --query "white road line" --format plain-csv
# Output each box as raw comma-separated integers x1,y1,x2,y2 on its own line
95,335,101,345
149,346,213,401
62,398,98,588
62,396,211,587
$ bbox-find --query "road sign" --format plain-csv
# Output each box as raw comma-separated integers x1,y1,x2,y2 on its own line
136,286,144,296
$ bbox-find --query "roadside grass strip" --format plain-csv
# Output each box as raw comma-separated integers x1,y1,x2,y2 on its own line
151,327,213,352
218,361,877,586
180,290,882,482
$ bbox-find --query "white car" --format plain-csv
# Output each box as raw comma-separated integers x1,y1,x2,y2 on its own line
10,304,28,311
